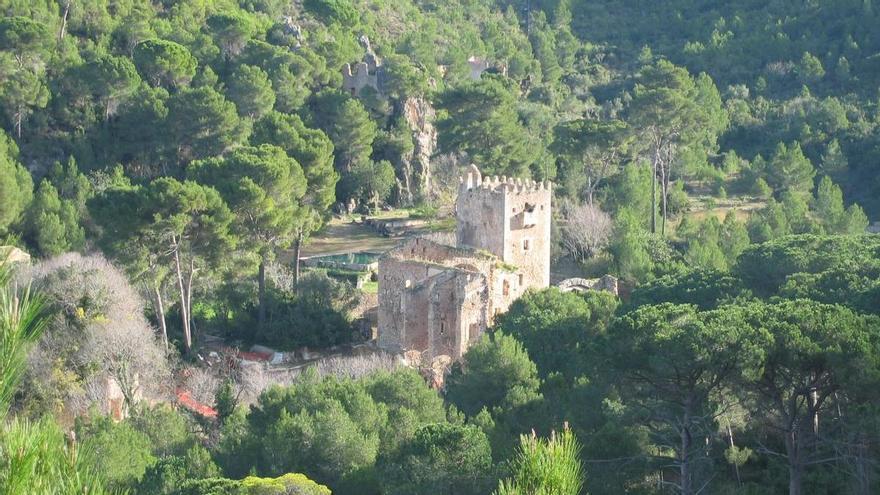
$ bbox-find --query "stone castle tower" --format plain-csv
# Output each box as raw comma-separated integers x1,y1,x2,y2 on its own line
455,164,552,289
377,165,551,361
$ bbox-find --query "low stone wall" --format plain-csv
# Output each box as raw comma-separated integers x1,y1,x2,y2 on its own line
557,275,619,296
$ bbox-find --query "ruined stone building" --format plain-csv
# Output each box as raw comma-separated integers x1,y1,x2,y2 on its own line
467,55,509,80
378,165,552,361
342,57,381,96
342,35,383,97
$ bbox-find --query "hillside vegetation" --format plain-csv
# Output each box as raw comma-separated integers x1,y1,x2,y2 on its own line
1,1,879,494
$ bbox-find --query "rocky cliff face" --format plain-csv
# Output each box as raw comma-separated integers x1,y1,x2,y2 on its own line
398,96,437,205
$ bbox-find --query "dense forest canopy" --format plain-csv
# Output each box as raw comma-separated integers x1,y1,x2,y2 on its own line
1,0,879,494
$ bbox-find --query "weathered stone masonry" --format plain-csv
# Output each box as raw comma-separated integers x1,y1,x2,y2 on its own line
378,165,552,361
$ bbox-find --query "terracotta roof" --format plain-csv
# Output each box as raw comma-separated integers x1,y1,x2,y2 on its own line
175,389,217,418
238,351,273,362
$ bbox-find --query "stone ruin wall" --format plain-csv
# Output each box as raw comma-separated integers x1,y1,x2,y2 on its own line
501,184,553,290
455,185,507,258
454,272,491,356
456,170,552,290
342,61,379,97
378,254,490,360
378,166,552,362
377,258,441,352
390,236,495,272
423,270,489,359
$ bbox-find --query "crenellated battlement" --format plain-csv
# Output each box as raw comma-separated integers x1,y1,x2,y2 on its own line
459,165,552,195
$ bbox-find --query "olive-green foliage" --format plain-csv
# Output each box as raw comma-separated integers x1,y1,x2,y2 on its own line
734,234,880,297
138,446,221,495
494,428,584,495
0,130,32,235
175,473,331,495
75,413,156,489
813,175,869,234
222,368,447,494
129,404,198,458
0,264,111,494
345,159,396,211
0,416,110,495
167,87,249,163
445,332,541,418
676,212,750,271
235,270,357,349
735,300,880,495
437,77,540,178
251,111,337,213
226,65,275,119
21,156,90,257
630,269,750,310
493,288,593,379
764,142,816,195
306,90,375,176
133,39,198,89
0,17,52,58
24,180,85,256
1,0,880,492
551,118,629,203
607,303,770,493
189,144,306,261
303,0,359,26
378,423,494,495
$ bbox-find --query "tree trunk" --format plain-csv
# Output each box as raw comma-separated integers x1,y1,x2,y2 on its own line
727,420,742,486
59,0,71,40
660,162,669,237
809,388,819,436
257,260,266,331
293,230,303,289
785,427,804,495
153,284,168,351
185,259,196,346
171,239,191,354
14,109,22,139
115,369,134,410
789,463,803,495
650,150,658,234
854,432,870,495
680,403,693,495
586,175,594,207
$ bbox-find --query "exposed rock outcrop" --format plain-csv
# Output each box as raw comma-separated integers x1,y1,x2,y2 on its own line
397,96,437,205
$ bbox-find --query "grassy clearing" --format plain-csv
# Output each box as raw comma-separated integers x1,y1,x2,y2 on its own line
296,208,455,259
361,280,378,294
